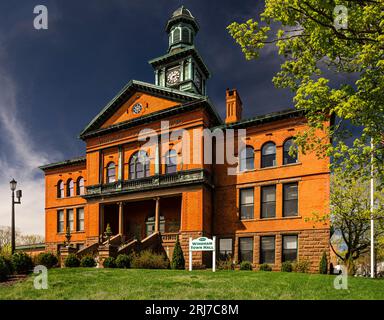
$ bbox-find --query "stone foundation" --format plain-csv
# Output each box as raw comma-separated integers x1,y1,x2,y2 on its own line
298,228,330,273
98,244,118,267
59,246,78,267
232,228,330,273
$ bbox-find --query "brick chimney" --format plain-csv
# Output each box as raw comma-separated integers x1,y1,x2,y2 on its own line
225,89,243,124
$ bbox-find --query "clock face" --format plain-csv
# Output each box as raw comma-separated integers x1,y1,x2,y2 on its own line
167,69,180,85
132,103,142,114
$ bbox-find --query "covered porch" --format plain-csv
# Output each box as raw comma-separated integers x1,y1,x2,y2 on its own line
99,195,181,245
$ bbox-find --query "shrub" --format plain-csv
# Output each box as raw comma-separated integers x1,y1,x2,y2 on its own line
116,254,131,269
0,244,12,257
80,256,96,268
281,261,293,272
131,250,169,269
12,252,33,274
0,256,11,282
319,251,328,274
103,257,116,268
259,263,272,271
239,261,253,271
36,252,58,269
293,260,311,273
217,255,234,271
64,254,80,268
3,256,13,275
171,236,185,270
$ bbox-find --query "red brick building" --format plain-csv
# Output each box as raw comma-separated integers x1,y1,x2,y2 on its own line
40,7,330,272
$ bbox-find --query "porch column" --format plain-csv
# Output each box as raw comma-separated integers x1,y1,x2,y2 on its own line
99,204,104,242
155,197,160,233
118,202,124,235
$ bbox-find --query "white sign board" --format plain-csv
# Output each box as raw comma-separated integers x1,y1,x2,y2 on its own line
190,237,214,251
189,236,216,272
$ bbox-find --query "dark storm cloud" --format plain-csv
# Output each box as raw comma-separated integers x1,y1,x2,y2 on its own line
0,0,294,160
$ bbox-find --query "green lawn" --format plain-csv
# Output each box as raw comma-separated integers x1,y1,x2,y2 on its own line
0,268,383,300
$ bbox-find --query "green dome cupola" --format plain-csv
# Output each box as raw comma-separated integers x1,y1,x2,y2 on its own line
149,6,210,95
166,6,199,52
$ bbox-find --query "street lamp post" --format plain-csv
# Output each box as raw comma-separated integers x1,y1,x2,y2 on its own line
10,179,22,255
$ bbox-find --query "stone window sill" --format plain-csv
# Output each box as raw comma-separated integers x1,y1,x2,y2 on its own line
239,216,301,222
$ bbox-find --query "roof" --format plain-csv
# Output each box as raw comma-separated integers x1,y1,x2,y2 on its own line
39,156,86,172
172,6,194,19
16,243,45,250
213,108,305,130
166,6,199,33
79,80,214,139
149,46,210,77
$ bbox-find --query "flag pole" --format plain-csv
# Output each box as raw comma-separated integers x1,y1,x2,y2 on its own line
370,137,375,278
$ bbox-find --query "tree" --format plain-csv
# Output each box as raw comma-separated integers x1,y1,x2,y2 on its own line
171,236,185,270
19,234,45,245
228,1,384,181
327,170,384,274
0,226,19,249
0,226,45,255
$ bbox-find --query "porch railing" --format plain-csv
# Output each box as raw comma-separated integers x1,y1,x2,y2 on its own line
84,168,211,198
161,232,179,243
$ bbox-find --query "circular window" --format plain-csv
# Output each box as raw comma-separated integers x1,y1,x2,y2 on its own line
132,103,143,114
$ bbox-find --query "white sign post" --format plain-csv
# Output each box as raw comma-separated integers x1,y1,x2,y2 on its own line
189,236,216,272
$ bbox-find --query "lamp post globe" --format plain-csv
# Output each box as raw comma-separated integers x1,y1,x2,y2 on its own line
10,179,17,191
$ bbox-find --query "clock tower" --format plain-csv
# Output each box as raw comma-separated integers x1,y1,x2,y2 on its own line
149,6,210,95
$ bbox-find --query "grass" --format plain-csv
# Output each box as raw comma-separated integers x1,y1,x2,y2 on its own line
0,268,383,300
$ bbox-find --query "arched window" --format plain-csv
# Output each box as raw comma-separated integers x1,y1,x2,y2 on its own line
261,142,276,168
283,138,298,165
57,180,64,198
173,28,181,43
165,149,177,174
129,151,150,180
106,162,116,183
240,146,254,171
67,179,74,197
76,177,85,196
182,28,190,43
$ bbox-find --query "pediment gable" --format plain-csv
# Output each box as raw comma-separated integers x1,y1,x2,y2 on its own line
100,92,180,129
80,80,205,139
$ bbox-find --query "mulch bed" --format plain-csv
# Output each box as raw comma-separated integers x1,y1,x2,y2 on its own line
0,274,28,287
